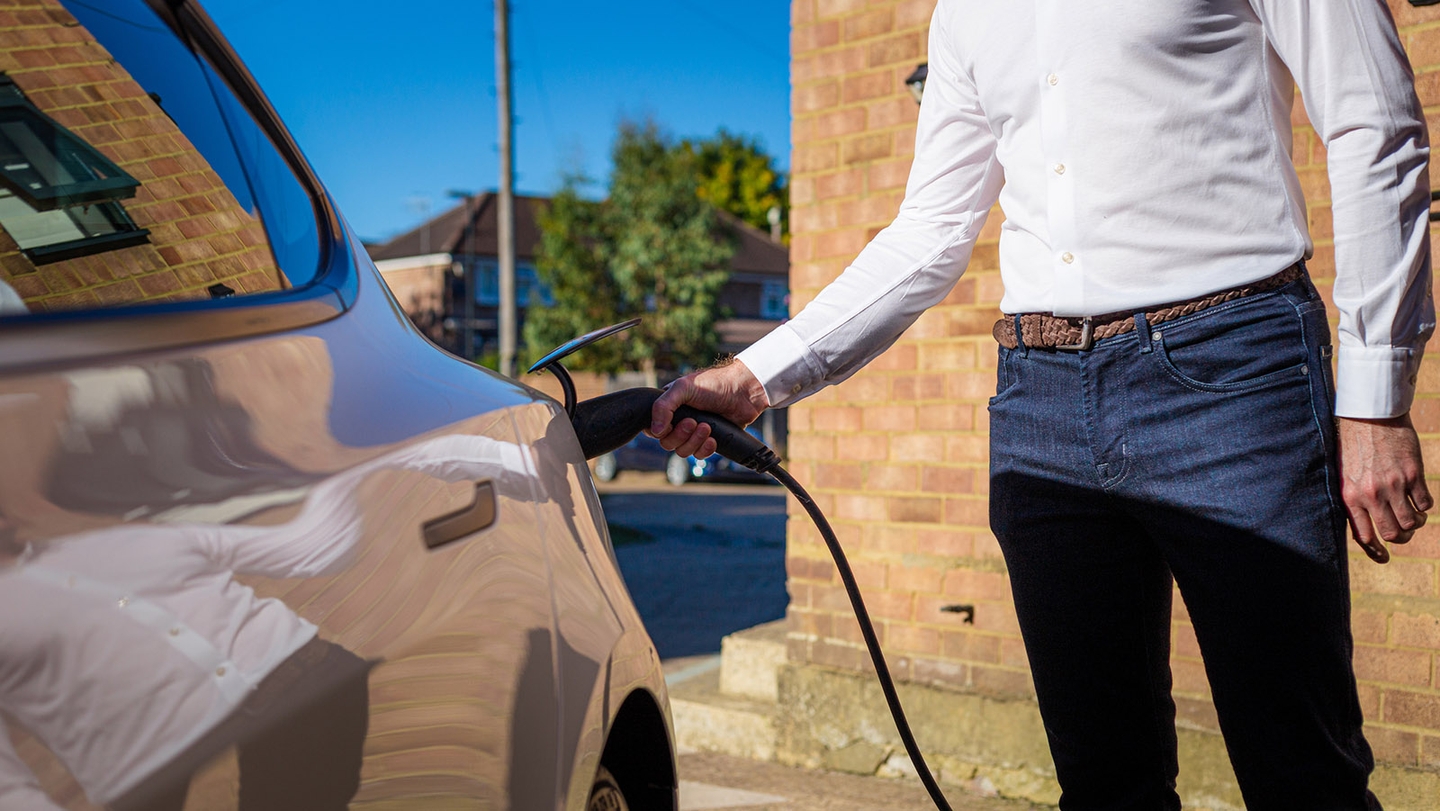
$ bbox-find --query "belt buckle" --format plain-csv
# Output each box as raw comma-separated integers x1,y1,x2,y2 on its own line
1055,316,1094,352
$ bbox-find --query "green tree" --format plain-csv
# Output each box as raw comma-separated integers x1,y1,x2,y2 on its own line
527,122,735,382
526,177,626,372
684,129,788,241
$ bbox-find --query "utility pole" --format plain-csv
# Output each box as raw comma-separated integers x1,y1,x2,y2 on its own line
495,0,517,377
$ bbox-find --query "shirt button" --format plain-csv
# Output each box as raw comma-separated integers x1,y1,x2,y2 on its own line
215,666,227,677
1054,164,1066,175
1061,252,1075,264
117,596,130,608
169,627,181,637
1047,73,1059,86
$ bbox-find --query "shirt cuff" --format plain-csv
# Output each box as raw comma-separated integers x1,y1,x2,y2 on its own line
1335,345,1419,419
736,324,822,409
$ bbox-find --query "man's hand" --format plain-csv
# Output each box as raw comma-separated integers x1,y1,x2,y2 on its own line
649,359,770,459
1338,414,1432,563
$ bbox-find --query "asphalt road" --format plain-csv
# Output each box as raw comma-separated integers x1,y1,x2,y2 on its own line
599,473,788,658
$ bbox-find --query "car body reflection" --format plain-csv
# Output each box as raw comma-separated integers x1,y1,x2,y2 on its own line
0,0,676,807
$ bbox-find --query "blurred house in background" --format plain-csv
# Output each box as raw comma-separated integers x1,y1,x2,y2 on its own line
366,193,790,362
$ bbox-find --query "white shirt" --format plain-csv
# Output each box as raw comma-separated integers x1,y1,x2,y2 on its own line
739,0,1434,419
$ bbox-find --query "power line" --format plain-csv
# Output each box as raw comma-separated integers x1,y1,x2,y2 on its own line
512,3,561,170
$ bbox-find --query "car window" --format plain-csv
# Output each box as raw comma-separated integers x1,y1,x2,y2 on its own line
0,0,323,317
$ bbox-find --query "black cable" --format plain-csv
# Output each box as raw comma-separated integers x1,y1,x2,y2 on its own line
561,382,955,809
767,463,954,811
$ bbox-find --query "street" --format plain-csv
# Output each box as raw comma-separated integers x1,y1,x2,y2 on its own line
600,474,789,658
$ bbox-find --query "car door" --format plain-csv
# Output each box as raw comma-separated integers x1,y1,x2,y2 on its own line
0,1,580,808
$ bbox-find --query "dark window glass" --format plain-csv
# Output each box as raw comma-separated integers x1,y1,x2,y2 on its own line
761,279,788,320
475,260,552,307
201,63,321,285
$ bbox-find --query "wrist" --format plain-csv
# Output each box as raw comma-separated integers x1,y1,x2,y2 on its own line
732,360,770,410
1338,413,1412,429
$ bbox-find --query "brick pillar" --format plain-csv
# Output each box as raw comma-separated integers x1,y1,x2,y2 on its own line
787,0,1026,700
785,0,1440,798
1342,0,1440,776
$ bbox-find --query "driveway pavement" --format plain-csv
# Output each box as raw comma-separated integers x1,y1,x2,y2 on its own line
599,473,788,658
676,751,1046,811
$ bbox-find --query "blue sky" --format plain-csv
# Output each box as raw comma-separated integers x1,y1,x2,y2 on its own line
201,0,792,243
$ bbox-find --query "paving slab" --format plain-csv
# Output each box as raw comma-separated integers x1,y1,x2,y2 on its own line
677,751,1048,811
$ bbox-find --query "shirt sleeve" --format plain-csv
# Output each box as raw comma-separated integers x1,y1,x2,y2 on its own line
1249,0,1435,418
737,1,1004,408
0,722,65,811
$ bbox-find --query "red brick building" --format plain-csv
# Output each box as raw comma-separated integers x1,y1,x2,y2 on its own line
780,1,1440,806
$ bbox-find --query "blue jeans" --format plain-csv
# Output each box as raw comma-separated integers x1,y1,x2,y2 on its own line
989,274,1378,810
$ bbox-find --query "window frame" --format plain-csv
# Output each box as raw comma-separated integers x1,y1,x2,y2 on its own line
0,74,152,264
0,75,143,212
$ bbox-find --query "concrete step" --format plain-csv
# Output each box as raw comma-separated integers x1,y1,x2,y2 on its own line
718,619,788,702
668,659,779,761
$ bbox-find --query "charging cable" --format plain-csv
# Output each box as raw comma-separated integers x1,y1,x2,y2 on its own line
570,388,956,811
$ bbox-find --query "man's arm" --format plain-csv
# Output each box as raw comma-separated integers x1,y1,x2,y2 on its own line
654,0,1003,453
1249,0,1435,560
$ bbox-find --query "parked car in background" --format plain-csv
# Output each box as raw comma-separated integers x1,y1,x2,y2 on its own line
594,428,775,486
0,1,674,809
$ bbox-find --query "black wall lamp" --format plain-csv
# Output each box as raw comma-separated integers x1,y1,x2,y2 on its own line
906,63,927,105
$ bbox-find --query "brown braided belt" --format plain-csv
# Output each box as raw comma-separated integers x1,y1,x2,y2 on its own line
993,263,1305,352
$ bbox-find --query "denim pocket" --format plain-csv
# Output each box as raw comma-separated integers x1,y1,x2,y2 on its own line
989,345,1020,406
1149,294,1309,393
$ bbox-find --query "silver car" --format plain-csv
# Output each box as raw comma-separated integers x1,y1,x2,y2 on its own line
0,1,674,809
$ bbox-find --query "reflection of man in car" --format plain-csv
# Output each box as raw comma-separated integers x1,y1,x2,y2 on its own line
0,432,534,810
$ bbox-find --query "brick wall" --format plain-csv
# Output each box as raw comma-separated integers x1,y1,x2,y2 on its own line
787,0,1440,774
0,0,281,312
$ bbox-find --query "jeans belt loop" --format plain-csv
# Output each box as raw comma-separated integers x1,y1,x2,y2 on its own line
1055,316,1094,352
1134,311,1152,355
1013,314,1029,357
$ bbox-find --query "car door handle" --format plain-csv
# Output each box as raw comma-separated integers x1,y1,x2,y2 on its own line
423,481,497,549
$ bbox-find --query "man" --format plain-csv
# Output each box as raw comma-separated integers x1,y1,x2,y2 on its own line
651,1,1433,808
